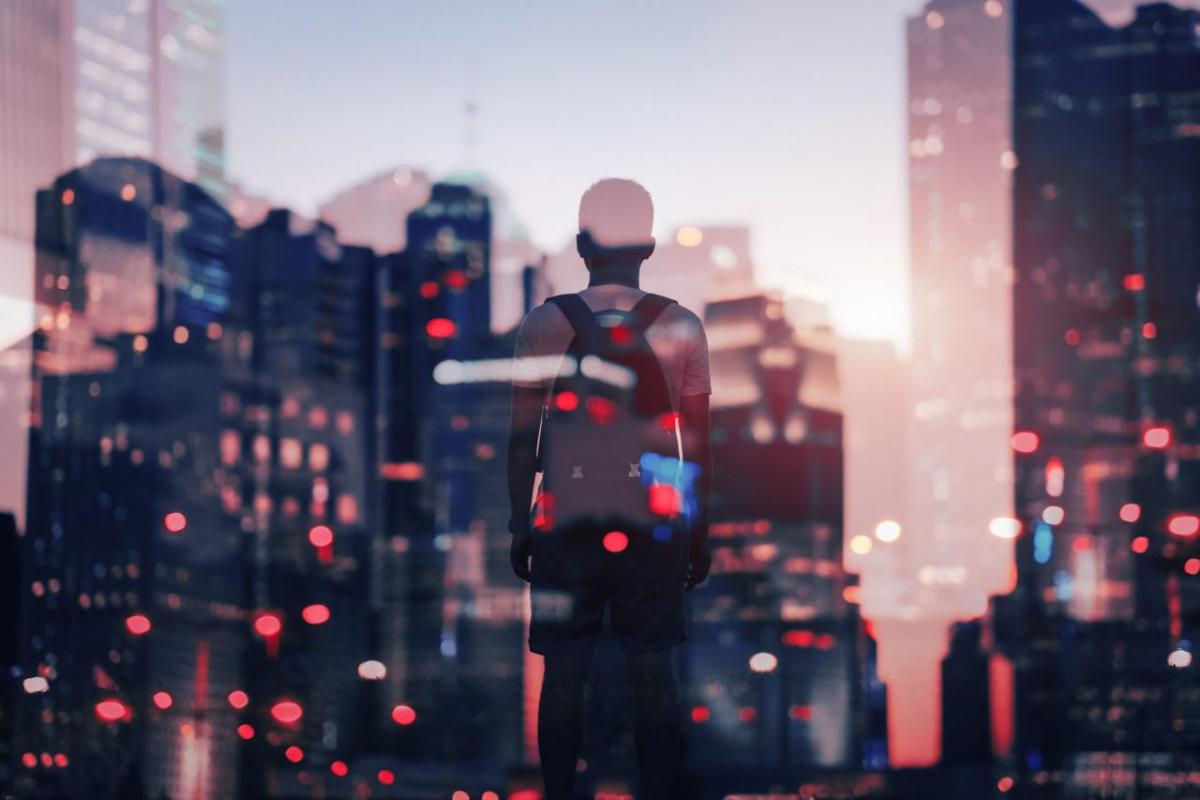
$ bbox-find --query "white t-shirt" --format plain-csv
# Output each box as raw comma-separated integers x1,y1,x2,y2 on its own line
511,284,711,409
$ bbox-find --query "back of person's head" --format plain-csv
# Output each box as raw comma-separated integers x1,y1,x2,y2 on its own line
578,178,654,250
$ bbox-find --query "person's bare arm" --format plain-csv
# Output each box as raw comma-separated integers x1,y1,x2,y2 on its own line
679,392,712,589
506,384,544,581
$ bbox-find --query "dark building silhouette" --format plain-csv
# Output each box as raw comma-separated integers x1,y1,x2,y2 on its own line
18,157,242,799
997,1,1200,795
227,209,379,796
680,292,869,791
940,620,991,763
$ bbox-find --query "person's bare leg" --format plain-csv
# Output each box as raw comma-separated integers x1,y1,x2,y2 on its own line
626,649,681,800
539,653,591,800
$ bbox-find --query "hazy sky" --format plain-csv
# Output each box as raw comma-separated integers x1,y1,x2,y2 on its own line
228,1,928,347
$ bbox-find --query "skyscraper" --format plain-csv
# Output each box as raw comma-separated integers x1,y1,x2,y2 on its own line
18,157,241,799
999,1,1200,794
227,209,379,796
681,292,868,789
895,0,1014,766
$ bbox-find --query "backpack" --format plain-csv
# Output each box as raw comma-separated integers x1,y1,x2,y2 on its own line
532,292,694,540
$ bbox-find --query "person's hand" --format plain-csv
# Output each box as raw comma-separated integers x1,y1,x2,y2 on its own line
685,538,711,591
510,532,533,582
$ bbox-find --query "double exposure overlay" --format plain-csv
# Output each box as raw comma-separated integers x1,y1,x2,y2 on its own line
2,1,1200,798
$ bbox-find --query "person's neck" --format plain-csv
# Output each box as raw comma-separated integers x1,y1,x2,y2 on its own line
586,261,641,289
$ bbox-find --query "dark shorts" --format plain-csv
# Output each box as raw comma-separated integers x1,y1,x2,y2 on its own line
528,520,689,658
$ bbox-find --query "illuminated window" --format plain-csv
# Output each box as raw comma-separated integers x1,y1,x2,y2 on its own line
280,438,303,469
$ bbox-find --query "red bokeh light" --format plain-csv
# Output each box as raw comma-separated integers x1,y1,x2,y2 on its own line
391,704,417,726
782,630,815,647
301,604,330,625
1123,274,1145,291
378,769,396,785
125,614,152,636
554,391,579,412
21,752,37,768
419,280,439,299
1119,503,1141,523
585,396,617,424
330,760,348,777
443,269,469,290
254,613,282,638
95,699,130,723
1142,322,1157,339
1010,431,1039,454
270,700,303,725
609,325,631,345
1185,559,1200,576
1064,329,1080,346
53,753,68,768
1143,425,1172,449
1131,536,1150,554
236,723,255,740
789,704,813,720
602,531,628,553
285,745,303,763
152,691,173,710
737,707,757,723
228,689,249,709
425,318,456,339
164,511,187,533
647,484,681,516
308,525,334,548
1167,514,1199,537
690,706,710,723
658,411,680,432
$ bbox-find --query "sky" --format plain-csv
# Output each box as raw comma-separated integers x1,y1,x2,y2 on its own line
227,0,928,349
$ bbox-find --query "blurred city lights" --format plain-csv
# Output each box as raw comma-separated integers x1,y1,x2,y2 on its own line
330,761,348,777
1143,425,1172,449
22,677,49,695
1010,431,1039,454
285,746,303,763
426,318,457,339
308,525,334,548
1168,649,1193,669
125,614,152,636
602,530,629,553
1041,506,1065,525
253,613,282,637
690,706,710,723
357,660,387,680
380,770,397,785
94,699,131,723
1166,514,1199,537
749,652,779,673
236,724,255,740
227,690,249,709
392,704,417,725
849,535,873,555
152,691,173,710
301,604,331,625
1132,536,1150,554
270,700,303,725
874,520,901,542
163,511,187,533
1119,503,1142,523
989,517,1021,540
676,227,703,247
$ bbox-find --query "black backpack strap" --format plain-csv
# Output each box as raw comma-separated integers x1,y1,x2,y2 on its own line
546,294,602,354
628,293,676,334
